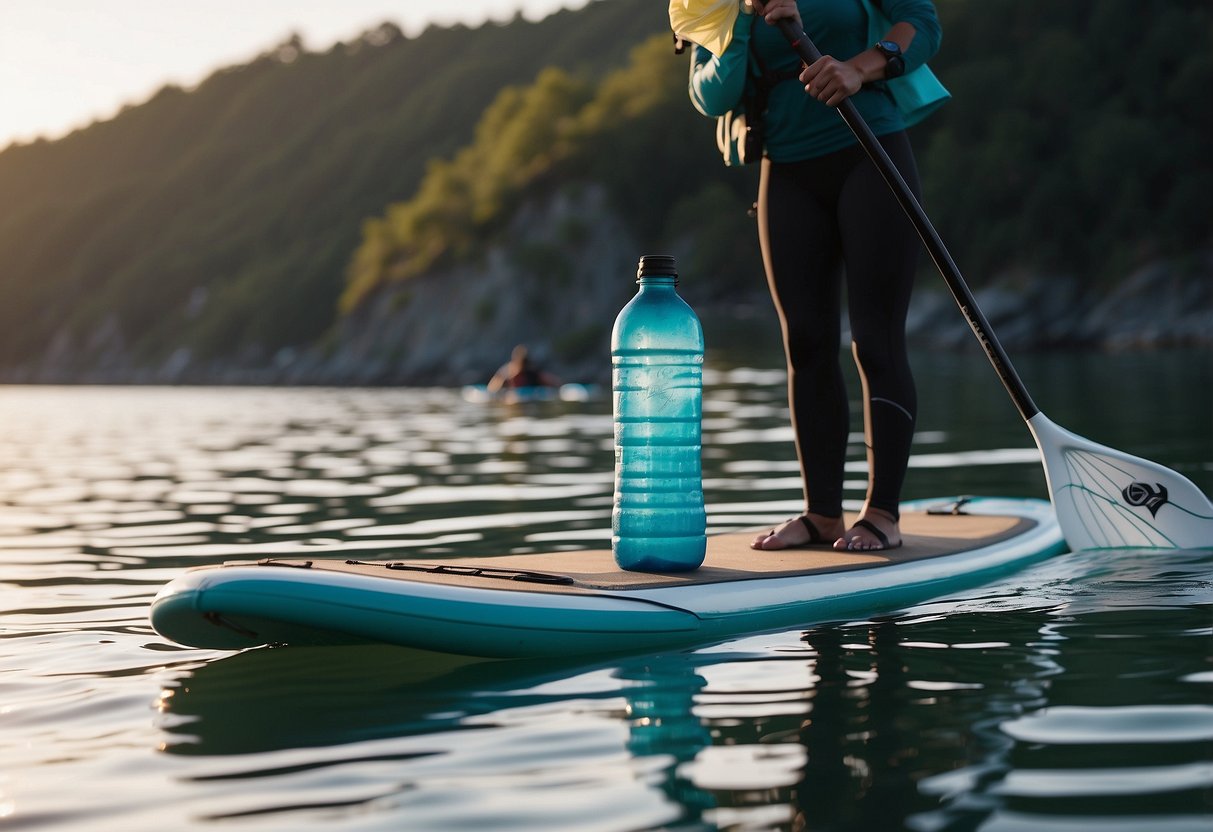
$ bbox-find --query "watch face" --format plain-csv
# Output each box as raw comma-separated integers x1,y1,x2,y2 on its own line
878,40,902,56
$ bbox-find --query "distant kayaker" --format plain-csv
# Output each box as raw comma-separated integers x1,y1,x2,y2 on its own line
487,345,561,392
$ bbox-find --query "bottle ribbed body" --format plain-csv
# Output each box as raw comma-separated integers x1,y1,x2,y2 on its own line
611,255,706,572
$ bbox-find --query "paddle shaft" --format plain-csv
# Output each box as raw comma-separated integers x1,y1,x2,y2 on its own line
774,19,1039,422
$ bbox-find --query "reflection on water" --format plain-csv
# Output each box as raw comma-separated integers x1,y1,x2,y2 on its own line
1,348,1211,830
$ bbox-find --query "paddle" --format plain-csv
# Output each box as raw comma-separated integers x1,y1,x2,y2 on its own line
671,2,1213,550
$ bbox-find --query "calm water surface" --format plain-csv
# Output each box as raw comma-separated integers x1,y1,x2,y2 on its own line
2,348,1211,831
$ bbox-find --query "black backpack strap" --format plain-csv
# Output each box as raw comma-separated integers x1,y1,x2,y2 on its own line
745,22,800,112
748,20,801,93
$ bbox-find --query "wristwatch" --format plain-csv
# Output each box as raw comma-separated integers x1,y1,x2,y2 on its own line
875,40,906,79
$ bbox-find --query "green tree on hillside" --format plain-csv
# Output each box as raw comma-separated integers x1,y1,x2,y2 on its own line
924,0,1212,288
342,68,595,312
343,33,759,312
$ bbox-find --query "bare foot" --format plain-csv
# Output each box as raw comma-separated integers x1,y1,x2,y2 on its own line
751,513,845,550
834,508,901,551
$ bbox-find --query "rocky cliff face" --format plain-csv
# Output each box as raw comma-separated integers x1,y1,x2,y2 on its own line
6,190,1209,386
908,252,1213,352
290,184,642,386
298,237,1211,388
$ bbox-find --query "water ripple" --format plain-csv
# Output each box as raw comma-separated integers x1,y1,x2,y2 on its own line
1001,705,1213,745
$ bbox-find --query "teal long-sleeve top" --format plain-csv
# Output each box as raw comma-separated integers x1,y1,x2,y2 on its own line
689,0,942,162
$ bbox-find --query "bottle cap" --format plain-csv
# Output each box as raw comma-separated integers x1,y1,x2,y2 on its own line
636,254,678,283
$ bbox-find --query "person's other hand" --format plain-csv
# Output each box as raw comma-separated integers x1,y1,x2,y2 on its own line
747,0,801,29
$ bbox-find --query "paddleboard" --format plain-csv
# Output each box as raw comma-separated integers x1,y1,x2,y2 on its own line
460,383,598,403
150,496,1065,657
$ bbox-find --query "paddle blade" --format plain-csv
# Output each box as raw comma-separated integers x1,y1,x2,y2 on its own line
669,0,741,57
1028,413,1213,550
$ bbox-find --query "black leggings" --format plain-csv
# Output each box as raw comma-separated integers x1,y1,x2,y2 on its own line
757,131,921,520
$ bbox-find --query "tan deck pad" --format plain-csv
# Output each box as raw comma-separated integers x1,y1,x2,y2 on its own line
241,511,1033,595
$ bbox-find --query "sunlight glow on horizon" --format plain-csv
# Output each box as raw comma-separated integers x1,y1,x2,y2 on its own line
0,0,591,150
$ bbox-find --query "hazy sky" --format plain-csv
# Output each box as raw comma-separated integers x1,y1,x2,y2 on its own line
0,0,592,149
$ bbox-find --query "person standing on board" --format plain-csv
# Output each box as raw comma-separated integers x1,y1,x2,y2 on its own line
687,0,943,551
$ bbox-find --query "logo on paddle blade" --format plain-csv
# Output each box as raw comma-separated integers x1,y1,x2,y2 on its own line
1122,482,1168,517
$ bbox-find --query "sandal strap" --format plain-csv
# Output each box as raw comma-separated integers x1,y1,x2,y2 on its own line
852,518,890,548
797,515,825,544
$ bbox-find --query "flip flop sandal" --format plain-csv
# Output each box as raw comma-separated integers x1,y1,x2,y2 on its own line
754,516,833,550
845,518,902,551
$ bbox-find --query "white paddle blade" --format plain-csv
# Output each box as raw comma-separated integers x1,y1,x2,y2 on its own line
1028,412,1213,550
669,0,742,57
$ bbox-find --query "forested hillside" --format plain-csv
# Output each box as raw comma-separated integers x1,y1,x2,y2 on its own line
0,0,664,379
922,1,1213,287
0,0,1208,383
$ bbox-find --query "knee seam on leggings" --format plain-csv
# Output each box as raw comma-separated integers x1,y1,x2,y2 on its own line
871,396,914,422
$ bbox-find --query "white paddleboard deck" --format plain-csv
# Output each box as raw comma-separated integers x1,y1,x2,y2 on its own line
150,497,1064,657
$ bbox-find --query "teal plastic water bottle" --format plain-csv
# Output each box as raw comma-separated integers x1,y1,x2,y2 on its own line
611,254,707,572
